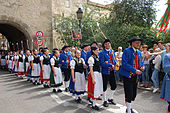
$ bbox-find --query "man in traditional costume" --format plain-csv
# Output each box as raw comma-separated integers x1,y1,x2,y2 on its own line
119,36,144,113
59,45,72,92
99,39,118,107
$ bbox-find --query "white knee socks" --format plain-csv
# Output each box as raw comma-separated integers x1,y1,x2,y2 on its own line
93,99,96,107
109,90,115,100
126,102,132,113
103,91,107,101
65,81,69,88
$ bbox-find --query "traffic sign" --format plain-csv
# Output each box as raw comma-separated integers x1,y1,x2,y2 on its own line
36,31,43,38
36,39,43,46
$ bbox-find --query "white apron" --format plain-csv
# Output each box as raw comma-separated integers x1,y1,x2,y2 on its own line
94,71,103,98
1,59,5,66
32,63,40,77
53,67,63,84
43,65,51,79
75,72,86,92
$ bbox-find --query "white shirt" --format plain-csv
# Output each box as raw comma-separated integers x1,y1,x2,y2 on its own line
19,55,25,60
153,55,161,71
132,47,138,52
115,52,123,58
70,58,85,69
50,56,59,66
15,55,19,60
88,56,95,67
142,51,150,64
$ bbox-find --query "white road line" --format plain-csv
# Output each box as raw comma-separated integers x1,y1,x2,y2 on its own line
36,87,138,113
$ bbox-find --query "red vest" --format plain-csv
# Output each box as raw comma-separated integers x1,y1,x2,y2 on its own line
133,52,139,75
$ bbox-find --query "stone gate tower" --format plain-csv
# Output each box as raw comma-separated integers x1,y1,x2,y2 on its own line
0,0,53,50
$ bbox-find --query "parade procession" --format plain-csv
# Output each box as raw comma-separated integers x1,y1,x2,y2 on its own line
0,0,170,113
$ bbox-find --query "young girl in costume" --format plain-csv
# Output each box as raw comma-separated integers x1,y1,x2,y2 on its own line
50,50,63,92
40,48,50,88
87,47,103,110
69,50,87,103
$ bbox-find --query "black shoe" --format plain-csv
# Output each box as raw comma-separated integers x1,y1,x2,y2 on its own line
33,82,36,85
88,97,93,104
92,105,99,111
37,82,41,85
57,89,62,93
46,85,50,88
43,85,47,88
108,99,116,105
75,97,82,103
65,88,69,92
53,89,57,93
126,109,135,113
131,109,135,113
103,101,109,107
29,79,33,83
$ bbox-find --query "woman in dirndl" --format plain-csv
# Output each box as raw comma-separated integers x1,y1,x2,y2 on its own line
17,50,25,78
160,43,170,113
40,48,51,88
31,49,40,85
8,51,13,73
69,50,87,103
87,46,103,110
12,51,18,75
5,52,9,70
1,51,6,69
50,50,63,93
25,49,32,81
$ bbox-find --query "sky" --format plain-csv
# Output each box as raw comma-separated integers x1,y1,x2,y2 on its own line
90,0,168,22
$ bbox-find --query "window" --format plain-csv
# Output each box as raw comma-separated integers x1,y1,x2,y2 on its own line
65,0,70,8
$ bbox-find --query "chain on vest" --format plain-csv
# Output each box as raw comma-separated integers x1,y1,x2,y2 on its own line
92,55,100,72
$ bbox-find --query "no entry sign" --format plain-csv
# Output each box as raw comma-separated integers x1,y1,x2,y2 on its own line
36,39,43,46
36,31,43,38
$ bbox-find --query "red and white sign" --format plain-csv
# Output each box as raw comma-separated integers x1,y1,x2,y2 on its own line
36,31,43,38
36,39,43,46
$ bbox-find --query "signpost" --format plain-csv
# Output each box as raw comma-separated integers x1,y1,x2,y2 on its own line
35,31,43,50
36,31,43,38
36,39,43,46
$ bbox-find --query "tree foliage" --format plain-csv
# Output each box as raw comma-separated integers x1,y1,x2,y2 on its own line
112,0,158,28
55,0,167,51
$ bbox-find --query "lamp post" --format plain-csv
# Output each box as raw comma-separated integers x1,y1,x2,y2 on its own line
76,7,83,46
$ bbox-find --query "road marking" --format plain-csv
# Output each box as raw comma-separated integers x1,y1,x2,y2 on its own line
36,87,138,113
0,72,138,113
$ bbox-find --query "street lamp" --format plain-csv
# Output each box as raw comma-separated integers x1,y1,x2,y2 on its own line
76,8,83,46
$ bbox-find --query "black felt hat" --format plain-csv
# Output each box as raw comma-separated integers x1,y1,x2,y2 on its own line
81,44,89,49
102,39,111,46
62,45,70,51
128,36,143,43
90,41,98,46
